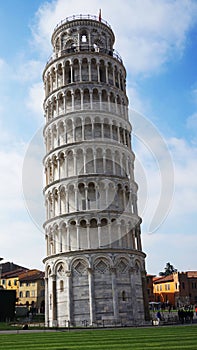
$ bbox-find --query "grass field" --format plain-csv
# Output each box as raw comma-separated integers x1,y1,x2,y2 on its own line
0,325,197,350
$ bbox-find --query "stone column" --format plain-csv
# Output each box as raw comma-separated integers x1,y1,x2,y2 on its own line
50,73,53,93
117,125,121,143
87,268,95,325
79,60,82,82
76,224,80,250
87,224,90,249
112,67,115,86
71,91,74,112
132,194,138,215
99,91,102,110
118,71,121,89
93,151,96,173
73,150,77,175
103,150,106,173
90,91,93,110
85,186,88,210
70,64,73,83
63,65,66,85
109,123,113,140
61,227,66,252
117,222,122,248
81,90,84,110
130,267,138,324
111,267,119,321
45,276,49,327
58,227,62,252
67,225,71,251
88,59,91,81
82,120,85,140
105,64,108,84
108,93,111,112
74,186,78,211
101,121,104,139
112,151,115,175
83,150,87,174
98,224,101,248
136,226,142,251
123,129,126,145
66,271,72,324
52,274,57,326
97,63,100,82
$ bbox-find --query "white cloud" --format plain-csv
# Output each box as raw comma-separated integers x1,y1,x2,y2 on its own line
168,137,197,214
14,60,43,83
26,82,44,119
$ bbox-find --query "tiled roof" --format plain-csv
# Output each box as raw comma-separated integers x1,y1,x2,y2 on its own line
153,274,174,284
18,269,44,282
185,271,197,278
1,268,29,279
0,262,28,274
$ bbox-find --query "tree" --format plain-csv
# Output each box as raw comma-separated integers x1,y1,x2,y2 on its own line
159,262,177,276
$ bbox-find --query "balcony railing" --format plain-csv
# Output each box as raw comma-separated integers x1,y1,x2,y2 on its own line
53,14,111,31
46,46,122,65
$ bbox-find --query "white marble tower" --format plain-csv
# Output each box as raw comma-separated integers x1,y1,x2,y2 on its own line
43,14,149,327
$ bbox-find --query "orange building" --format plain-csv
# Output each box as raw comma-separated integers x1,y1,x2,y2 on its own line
153,271,197,308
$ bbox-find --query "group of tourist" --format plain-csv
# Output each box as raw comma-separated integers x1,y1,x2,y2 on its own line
178,308,194,324
152,306,196,326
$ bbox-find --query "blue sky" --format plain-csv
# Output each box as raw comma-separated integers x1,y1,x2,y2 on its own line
0,0,197,275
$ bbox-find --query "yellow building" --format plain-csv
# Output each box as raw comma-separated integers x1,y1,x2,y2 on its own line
0,263,45,314
0,268,28,300
18,269,45,313
153,274,179,306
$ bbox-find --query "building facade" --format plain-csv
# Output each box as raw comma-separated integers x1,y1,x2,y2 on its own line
18,270,45,313
0,265,45,314
43,14,149,327
153,271,197,307
146,274,156,303
0,266,28,300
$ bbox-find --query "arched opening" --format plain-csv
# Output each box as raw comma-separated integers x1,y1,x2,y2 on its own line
99,60,106,83
74,89,81,110
88,182,96,209
65,61,71,84
60,280,64,292
81,58,89,81
92,88,99,110
73,58,80,82
83,88,90,109
65,90,72,113
122,290,126,301
57,63,63,87
91,58,97,82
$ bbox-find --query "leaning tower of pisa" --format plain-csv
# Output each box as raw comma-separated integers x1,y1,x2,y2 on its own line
43,14,149,327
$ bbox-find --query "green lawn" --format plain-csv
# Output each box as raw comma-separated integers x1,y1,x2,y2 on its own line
0,325,197,349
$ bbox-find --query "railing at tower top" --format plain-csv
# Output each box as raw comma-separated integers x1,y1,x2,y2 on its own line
46,46,123,65
53,14,112,32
